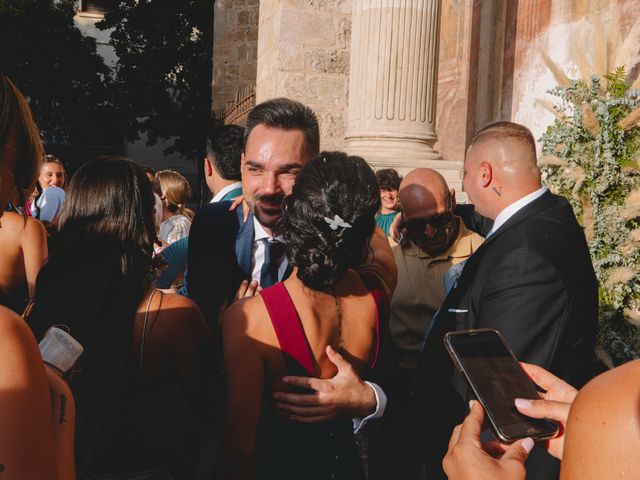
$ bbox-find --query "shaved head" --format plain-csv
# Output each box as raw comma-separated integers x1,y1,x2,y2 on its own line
467,122,540,182
463,122,542,219
399,168,449,215
398,168,458,256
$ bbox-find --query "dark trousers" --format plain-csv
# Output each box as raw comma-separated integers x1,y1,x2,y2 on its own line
366,369,427,480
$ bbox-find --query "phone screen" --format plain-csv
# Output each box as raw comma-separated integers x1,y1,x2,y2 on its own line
446,329,557,441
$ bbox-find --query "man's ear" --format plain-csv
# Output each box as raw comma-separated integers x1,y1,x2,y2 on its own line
450,188,457,210
203,157,211,177
479,162,492,188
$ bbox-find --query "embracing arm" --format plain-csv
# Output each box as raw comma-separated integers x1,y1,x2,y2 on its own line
361,226,398,294
46,367,76,480
0,307,56,479
21,217,47,298
216,301,265,480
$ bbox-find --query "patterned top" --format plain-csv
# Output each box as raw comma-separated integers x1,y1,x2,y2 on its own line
159,214,191,245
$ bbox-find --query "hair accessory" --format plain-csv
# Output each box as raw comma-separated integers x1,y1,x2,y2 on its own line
323,214,352,231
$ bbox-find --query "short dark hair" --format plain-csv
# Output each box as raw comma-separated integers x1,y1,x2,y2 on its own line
376,168,402,191
281,151,380,291
206,124,244,181
245,98,320,157
470,121,536,155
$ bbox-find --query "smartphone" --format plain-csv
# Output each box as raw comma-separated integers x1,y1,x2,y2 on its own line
444,328,558,443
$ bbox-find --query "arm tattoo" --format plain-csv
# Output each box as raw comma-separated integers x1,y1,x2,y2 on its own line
492,186,502,197
58,394,67,424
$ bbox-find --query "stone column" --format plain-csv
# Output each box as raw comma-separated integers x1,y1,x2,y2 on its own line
347,0,461,190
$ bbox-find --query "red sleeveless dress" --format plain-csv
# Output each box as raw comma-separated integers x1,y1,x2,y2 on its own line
255,271,389,480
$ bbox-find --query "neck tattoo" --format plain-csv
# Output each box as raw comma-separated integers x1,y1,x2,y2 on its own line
492,186,502,197
332,286,344,351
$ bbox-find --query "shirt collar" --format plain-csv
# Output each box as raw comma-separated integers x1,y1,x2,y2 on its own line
211,181,243,203
253,216,283,243
488,187,548,237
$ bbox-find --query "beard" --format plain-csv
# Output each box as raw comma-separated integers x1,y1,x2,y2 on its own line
249,193,286,230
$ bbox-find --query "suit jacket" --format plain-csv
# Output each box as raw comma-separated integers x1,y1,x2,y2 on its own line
186,201,254,330
414,191,598,479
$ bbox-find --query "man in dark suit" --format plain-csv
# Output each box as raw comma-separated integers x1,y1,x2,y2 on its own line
186,97,320,329
412,121,597,479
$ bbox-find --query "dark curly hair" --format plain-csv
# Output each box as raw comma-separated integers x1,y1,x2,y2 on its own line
375,168,402,191
281,151,380,291
206,123,244,181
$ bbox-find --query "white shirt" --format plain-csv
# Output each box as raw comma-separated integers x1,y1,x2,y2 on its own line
36,186,65,222
487,187,548,237
211,181,242,203
251,217,289,286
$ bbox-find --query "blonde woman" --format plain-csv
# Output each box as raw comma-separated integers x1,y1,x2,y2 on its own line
154,169,195,246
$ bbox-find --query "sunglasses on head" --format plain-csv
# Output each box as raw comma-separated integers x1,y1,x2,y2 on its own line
403,212,454,234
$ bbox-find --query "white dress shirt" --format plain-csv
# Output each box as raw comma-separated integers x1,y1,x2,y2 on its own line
210,181,243,203
487,187,548,237
251,217,289,286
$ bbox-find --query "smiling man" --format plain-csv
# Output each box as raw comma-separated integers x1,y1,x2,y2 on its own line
186,98,319,328
367,168,484,480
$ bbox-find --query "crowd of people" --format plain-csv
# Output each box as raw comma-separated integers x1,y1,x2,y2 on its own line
1,71,639,480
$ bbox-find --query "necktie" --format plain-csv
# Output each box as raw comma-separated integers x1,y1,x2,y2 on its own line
260,239,284,288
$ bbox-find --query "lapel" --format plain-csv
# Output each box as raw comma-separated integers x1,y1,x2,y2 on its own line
471,190,556,255
422,192,558,345
235,206,254,277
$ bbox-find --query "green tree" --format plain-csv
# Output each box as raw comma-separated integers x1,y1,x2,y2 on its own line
0,0,116,146
98,0,213,161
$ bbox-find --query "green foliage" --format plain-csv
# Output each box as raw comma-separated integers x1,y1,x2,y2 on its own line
97,0,213,160
540,67,640,364
0,0,117,146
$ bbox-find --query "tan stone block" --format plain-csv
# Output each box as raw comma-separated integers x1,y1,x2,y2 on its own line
282,73,309,100
278,43,306,71
308,75,347,106
280,9,336,47
307,48,350,75
334,15,351,49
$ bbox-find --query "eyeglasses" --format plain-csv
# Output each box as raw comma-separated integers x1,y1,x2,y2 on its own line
403,211,454,235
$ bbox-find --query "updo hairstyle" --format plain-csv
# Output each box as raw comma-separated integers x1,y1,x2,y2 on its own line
281,151,380,291
154,169,194,220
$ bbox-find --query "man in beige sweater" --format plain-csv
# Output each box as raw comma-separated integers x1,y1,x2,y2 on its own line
367,168,484,480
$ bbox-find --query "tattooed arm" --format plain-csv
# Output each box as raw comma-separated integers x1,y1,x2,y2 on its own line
45,367,76,480
0,306,56,479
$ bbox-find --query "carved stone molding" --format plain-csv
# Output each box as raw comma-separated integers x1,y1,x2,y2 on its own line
346,0,444,165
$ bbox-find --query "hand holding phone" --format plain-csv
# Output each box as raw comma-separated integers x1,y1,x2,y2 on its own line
444,329,559,443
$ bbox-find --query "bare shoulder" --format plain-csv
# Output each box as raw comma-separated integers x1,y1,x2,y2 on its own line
561,360,640,479
572,360,640,411
0,305,48,391
23,215,46,235
157,291,202,319
0,305,38,353
221,295,275,348
137,290,208,346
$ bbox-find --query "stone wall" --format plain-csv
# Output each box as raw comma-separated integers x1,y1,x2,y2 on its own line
255,0,351,151
212,0,259,112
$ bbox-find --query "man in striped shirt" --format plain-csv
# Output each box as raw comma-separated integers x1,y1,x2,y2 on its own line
367,168,484,480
